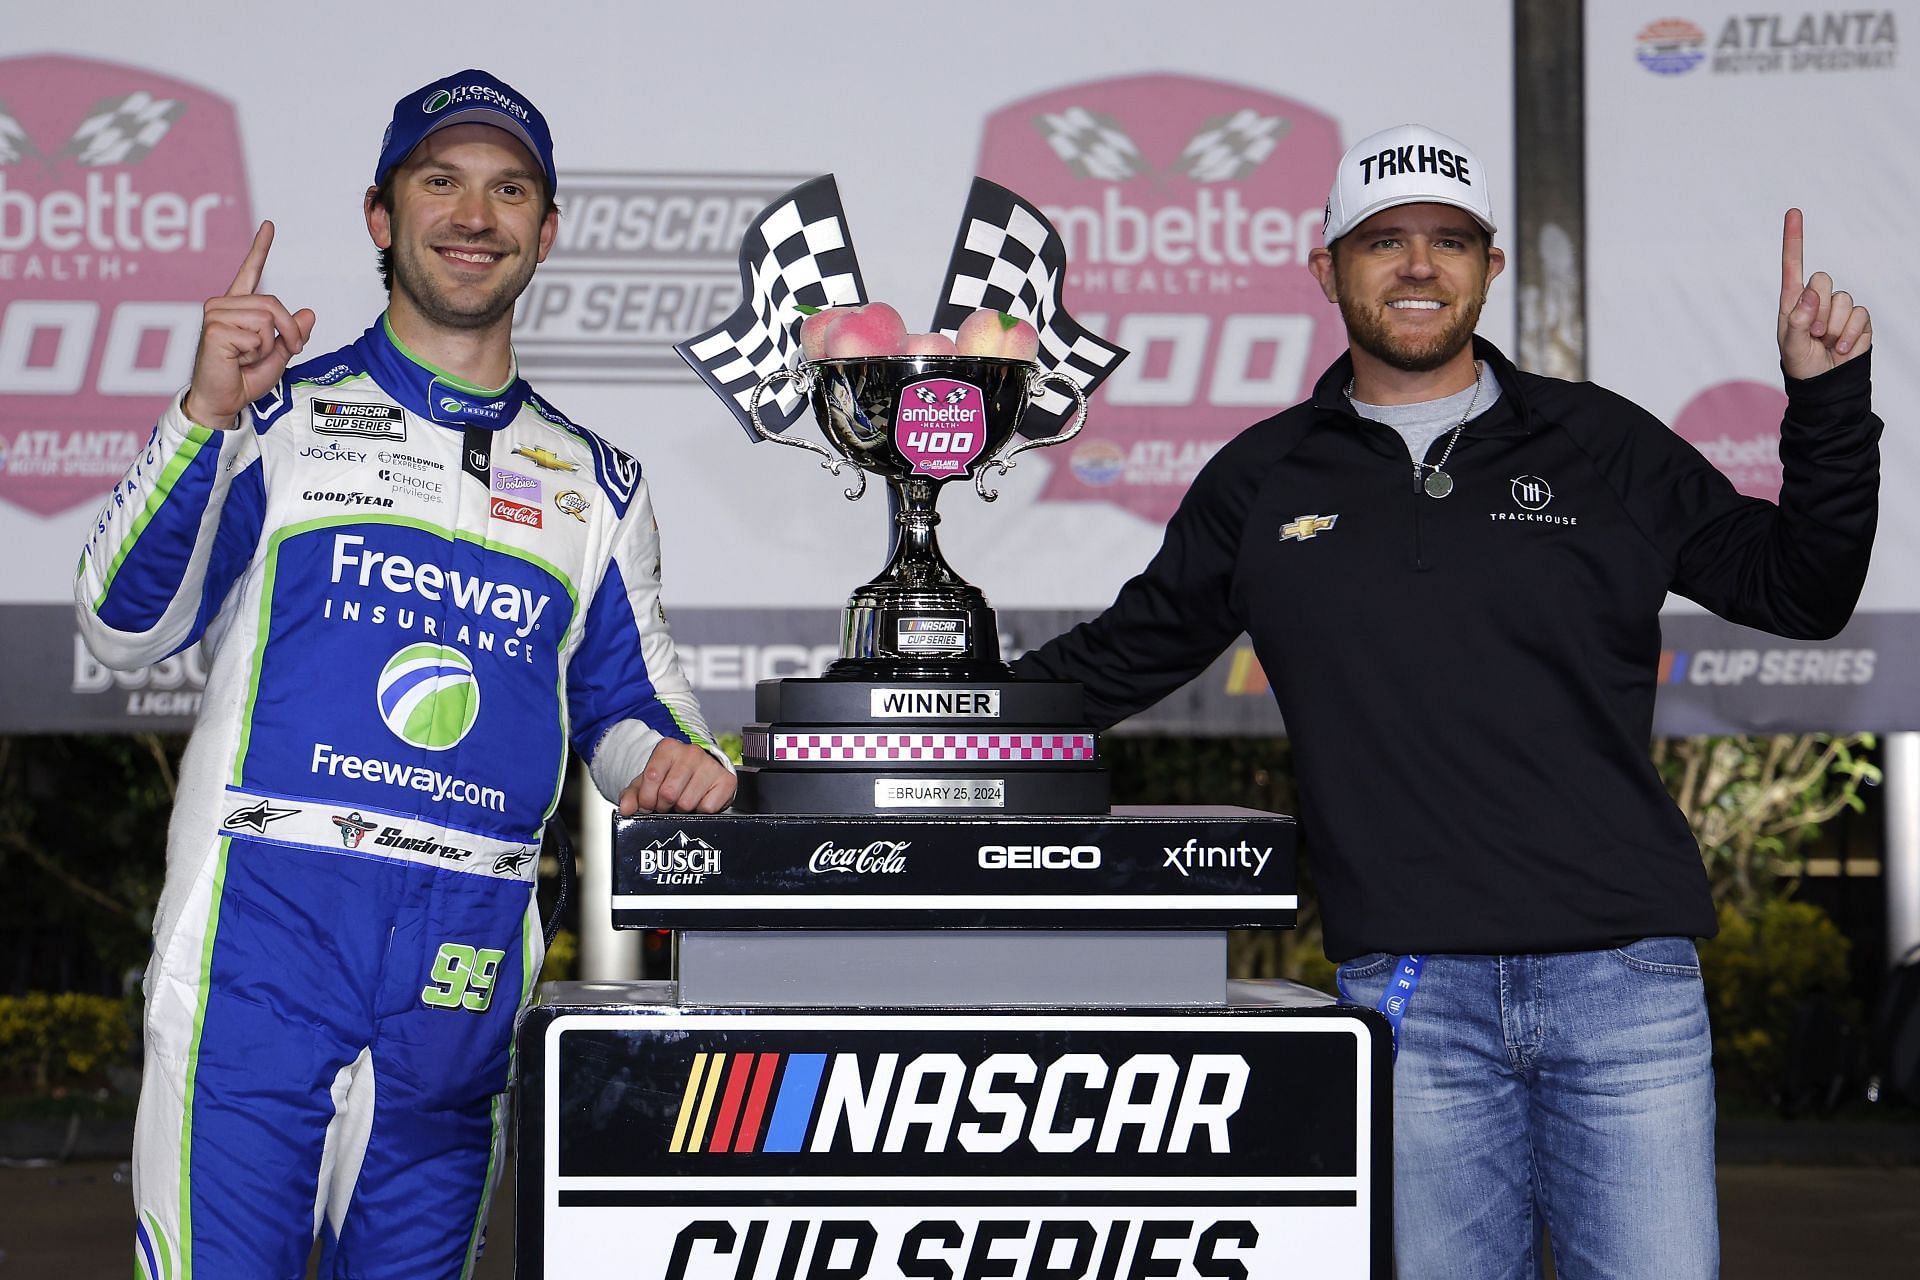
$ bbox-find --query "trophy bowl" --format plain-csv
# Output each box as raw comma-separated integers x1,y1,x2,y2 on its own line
750,354,1087,681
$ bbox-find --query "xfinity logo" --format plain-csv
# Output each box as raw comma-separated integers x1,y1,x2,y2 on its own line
979,844,1102,870
1162,838,1271,878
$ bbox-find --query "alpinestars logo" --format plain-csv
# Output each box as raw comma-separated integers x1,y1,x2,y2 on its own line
668,1049,1248,1156
223,798,297,834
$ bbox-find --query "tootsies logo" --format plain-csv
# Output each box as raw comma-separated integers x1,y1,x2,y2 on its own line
976,75,1347,524
0,55,252,516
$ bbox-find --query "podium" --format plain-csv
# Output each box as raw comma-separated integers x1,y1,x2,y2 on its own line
513,802,1391,1277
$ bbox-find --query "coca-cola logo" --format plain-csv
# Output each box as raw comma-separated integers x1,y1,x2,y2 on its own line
808,840,911,875
0,55,252,516
490,495,542,527
1671,379,1786,502
976,75,1346,524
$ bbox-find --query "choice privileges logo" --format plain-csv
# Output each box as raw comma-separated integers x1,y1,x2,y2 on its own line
0,55,252,516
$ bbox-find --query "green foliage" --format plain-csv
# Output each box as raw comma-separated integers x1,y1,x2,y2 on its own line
1653,733,1878,909
0,734,185,990
1698,898,1858,1100
0,991,134,1091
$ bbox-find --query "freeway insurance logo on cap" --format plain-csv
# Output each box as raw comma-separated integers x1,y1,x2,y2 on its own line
377,643,480,750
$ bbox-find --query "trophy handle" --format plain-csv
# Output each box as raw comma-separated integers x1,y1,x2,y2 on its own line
973,369,1090,503
748,364,867,501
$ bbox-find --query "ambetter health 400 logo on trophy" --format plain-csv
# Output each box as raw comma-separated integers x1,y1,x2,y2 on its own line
677,177,1129,814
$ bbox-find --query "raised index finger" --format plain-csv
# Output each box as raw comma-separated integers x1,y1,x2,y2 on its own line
1779,208,1805,313
226,220,275,297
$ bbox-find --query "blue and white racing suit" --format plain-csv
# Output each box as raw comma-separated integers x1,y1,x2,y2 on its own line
76,316,723,1279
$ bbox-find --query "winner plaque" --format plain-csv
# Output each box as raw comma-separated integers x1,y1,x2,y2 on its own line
676,177,1130,815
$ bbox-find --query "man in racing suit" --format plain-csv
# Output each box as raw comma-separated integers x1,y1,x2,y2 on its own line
74,69,733,1279
1014,125,1877,1278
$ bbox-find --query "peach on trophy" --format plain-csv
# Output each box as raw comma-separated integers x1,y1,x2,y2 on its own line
954,308,1040,360
821,302,910,359
902,332,960,357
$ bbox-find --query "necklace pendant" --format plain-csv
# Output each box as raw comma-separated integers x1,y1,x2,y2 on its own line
1423,469,1454,499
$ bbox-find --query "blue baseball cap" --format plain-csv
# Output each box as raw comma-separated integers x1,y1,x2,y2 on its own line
374,69,557,195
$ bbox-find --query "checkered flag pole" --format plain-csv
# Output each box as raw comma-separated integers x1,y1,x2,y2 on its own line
674,175,866,440
930,177,1128,435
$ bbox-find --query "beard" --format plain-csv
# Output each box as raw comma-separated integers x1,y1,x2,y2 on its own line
1336,285,1486,374
388,234,537,333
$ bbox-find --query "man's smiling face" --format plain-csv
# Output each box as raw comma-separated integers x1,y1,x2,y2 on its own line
369,122,556,333
1313,202,1504,374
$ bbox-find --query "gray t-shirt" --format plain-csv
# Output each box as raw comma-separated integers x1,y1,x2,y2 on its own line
1347,360,1503,465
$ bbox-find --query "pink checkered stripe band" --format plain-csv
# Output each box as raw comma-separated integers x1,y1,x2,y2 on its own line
771,732,1097,761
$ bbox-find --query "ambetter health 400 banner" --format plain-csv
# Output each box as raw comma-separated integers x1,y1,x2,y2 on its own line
0,1,1515,734
1589,8,1917,733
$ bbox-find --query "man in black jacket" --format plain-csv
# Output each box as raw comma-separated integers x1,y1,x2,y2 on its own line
1014,123,1877,1279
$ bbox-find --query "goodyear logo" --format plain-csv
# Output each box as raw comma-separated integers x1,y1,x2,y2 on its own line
669,1049,1248,1156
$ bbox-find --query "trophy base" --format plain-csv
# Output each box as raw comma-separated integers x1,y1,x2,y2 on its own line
736,676,1109,816
823,656,1015,682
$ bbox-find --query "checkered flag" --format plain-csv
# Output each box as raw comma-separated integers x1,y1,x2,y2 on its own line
0,102,35,166
63,91,185,166
674,175,866,439
930,177,1129,435
1175,109,1288,183
1033,107,1144,181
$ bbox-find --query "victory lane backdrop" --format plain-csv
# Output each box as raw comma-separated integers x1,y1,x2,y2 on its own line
49,5,1920,739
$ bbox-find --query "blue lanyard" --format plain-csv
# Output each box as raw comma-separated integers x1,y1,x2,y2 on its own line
1341,954,1425,1060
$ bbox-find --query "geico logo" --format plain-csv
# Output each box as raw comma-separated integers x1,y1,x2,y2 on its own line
0,172,222,253
1043,188,1318,268
681,1051,1249,1155
979,844,1102,870
328,533,551,638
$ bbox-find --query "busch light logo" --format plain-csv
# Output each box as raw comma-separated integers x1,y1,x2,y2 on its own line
977,75,1346,524
1672,380,1786,502
0,55,252,516
376,643,480,750
897,378,986,478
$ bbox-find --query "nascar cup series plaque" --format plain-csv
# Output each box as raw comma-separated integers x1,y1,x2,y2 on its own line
518,1002,1389,1279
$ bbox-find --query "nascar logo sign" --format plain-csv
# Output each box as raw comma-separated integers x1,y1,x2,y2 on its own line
528,1010,1384,1278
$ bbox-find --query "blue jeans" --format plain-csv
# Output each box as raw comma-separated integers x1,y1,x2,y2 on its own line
1337,942,1718,1279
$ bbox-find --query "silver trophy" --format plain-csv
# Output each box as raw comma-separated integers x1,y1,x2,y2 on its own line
749,355,1087,680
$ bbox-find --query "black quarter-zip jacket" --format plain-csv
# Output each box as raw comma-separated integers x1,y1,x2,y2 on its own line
1015,338,1880,960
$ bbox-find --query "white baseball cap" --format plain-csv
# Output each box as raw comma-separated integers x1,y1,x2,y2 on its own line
1322,124,1497,245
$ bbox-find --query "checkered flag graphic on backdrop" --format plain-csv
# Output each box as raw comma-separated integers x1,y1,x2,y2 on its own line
63,91,185,166
0,103,35,166
674,175,866,439
930,177,1129,435
1033,107,1144,181
1175,109,1288,183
